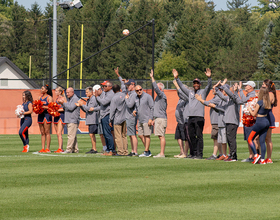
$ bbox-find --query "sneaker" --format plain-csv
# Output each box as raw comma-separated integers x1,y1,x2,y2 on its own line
185,154,193,159
38,148,45,153
193,156,203,160
44,149,51,153
153,154,165,158
139,151,152,157
224,158,237,162
86,149,98,154
265,158,273,164
216,155,225,160
133,153,138,157
241,158,254,162
127,152,134,157
62,150,72,154
54,149,63,153
252,154,261,164
206,155,217,160
113,153,125,156
105,151,113,156
259,159,266,165
22,145,29,153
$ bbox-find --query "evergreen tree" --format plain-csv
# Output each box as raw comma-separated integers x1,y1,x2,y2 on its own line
227,0,249,10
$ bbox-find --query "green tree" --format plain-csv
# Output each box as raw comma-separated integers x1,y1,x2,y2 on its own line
227,0,249,10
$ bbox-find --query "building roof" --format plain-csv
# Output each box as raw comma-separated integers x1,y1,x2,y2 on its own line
0,57,39,88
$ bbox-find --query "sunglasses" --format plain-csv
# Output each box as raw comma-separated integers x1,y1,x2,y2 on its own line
102,85,108,88
136,89,142,92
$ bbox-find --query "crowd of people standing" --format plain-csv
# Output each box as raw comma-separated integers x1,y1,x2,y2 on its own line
17,68,277,164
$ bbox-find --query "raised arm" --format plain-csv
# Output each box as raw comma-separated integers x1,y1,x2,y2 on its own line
172,69,190,96
201,68,212,99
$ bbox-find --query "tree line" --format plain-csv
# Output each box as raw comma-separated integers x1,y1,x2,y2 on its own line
1,0,280,85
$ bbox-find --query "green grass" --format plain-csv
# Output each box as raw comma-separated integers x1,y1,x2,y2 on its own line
1,134,280,220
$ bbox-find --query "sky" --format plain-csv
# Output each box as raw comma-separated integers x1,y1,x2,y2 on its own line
15,0,260,11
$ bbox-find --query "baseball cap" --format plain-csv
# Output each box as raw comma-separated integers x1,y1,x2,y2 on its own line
125,79,136,86
193,78,201,84
243,81,256,88
101,80,108,85
92,85,101,91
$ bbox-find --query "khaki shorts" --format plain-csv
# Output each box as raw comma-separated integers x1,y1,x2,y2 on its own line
211,124,218,140
138,123,152,136
154,118,167,137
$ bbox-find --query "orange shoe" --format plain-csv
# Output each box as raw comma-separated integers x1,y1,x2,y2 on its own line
105,151,113,156
265,158,273,164
216,155,225,160
223,155,229,161
259,159,266,165
252,154,261,164
44,149,51,153
22,145,29,153
38,148,45,153
54,149,63,153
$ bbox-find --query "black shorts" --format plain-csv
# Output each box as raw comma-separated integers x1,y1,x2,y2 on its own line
88,124,98,134
175,123,186,140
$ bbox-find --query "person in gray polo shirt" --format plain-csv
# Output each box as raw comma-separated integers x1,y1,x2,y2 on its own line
172,68,212,159
95,81,115,155
76,87,100,154
134,85,154,157
109,84,128,156
58,87,80,153
114,67,138,156
150,70,167,158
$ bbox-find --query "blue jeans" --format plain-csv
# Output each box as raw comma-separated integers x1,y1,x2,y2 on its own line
101,114,115,152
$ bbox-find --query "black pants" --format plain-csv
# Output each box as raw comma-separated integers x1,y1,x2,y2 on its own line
226,123,238,160
188,117,205,157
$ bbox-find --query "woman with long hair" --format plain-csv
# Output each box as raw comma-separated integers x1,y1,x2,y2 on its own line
248,87,271,164
262,79,277,163
38,84,53,153
54,87,66,153
19,91,33,152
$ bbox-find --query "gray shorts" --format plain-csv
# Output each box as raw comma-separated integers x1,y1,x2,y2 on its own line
126,118,137,136
218,127,227,144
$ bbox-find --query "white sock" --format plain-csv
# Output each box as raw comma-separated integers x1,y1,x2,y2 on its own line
103,146,107,151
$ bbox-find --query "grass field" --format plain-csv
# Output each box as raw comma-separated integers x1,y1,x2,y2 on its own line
1,133,280,220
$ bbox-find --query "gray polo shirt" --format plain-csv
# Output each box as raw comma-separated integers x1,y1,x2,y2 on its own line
204,95,221,125
152,81,167,119
96,89,114,119
63,94,80,124
135,92,154,124
217,85,243,126
80,95,100,125
125,90,137,120
176,77,212,117
109,92,126,125
239,90,256,103
177,89,189,124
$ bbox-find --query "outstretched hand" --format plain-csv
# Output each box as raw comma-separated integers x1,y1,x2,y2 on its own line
213,80,221,89
221,78,227,86
114,67,120,77
172,69,178,79
205,68,211,78
150,69,154,78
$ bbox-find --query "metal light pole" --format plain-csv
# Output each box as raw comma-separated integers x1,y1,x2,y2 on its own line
53,0,57,89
